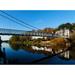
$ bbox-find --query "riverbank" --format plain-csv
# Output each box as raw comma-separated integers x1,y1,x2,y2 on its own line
9,37,69,51
9,40,44,46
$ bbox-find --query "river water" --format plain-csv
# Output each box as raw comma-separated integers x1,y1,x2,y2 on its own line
1,42,75,64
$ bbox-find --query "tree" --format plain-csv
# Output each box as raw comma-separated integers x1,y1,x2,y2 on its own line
42,28,55,33
50,38,67,52
58,23,73,30
72,23,75,30
9,35,20,43
19,36,31,41
9,35,32,43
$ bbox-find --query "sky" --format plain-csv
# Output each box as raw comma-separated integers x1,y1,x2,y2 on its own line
0,10,75,40
0,10,75,31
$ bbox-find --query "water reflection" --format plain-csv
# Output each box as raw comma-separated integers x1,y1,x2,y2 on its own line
0,42,7,64
1,42,75,64
9,42,75,61
9,43,53,55
9,42,70,59
59,51,70,59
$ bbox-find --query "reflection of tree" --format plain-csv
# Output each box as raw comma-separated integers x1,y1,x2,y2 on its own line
9,43,20,50
68,50,75,60
69,32,75,59
57,32,75,60
9,40,75,60
9,42,52,55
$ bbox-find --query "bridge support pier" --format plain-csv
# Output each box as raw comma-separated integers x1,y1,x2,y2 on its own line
0,36,2,43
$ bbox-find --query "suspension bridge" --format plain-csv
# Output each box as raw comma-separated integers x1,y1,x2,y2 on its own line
0,10,70,64
0,28,57,37
0,11,57,38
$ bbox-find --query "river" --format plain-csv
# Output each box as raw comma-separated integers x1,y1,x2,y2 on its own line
1,42,75,64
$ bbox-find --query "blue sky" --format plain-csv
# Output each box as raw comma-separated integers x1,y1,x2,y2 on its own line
0,10,75,31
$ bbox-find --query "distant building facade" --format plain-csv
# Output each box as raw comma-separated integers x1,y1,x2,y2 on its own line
55,28,71,38
31,36,43,39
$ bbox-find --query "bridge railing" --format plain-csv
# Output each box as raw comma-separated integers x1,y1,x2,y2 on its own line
0,28,58,37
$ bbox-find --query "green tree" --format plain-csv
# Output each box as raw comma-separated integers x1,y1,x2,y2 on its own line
72,23,75,30
58,23,73,30
9,35,20,43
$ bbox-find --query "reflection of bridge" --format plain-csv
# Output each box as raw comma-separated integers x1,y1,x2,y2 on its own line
0,28,57,37
0,42,7,64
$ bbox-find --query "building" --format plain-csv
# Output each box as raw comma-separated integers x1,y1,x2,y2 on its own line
55,28,71,38
31,36,43,39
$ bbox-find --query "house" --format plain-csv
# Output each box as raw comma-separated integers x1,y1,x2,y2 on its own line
31,36,43,39
55,28,71,38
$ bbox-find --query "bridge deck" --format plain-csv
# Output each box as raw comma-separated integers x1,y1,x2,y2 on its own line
0,28,57,37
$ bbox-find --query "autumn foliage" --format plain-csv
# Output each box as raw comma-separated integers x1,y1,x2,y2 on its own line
50,38,67,51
